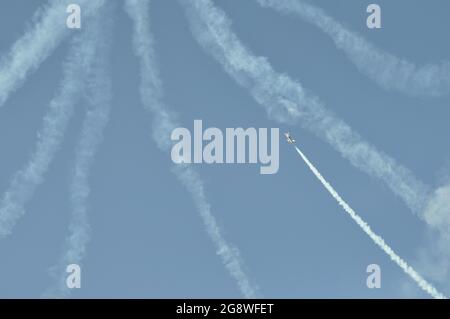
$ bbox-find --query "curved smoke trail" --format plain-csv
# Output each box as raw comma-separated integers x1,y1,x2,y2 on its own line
294,144,445,299
43,9,113,297
256,0,450,286
181,0,430,216
0,1,106,239
256,0,450,98
125,0,258,298
0,0,105,108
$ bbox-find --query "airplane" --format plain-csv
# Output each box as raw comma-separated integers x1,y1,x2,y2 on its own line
284,132,295,144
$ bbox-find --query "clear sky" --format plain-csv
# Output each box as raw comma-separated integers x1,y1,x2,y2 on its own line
0,0,450,298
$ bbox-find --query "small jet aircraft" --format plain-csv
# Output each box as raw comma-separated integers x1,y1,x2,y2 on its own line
284,132,295,144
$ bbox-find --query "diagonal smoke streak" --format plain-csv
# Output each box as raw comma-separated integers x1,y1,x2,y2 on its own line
181,0,431,216
232,0,450,286
0,0,105,108
293,144,445,299
43,9,113,298
125,0,258,298
417,183,450,285
256,0,450,98
0,2,106,239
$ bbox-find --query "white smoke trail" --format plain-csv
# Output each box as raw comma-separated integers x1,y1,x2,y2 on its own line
255,0,450,288
43,11,113,298
0,0,105,108
256,0,450,98
125,0,257,298
0,2,105,239
416,184,450,284
293,144,445,299
182,0,430,215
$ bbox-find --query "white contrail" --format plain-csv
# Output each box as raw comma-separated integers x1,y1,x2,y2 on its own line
256,0,450,98
0,0,105,108
256,0,450,287
417,183,450,284
125,0,257,298
0,3,105,239
293,144,445,299
182,0,430,215
43,11,113,298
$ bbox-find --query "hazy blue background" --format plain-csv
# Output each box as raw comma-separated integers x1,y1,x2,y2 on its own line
1,0,450,298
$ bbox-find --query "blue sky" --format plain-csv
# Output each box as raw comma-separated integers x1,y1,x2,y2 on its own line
0,0,450,298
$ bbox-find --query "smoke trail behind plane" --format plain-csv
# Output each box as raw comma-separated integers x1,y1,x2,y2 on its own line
43,11,113,298
182,0,430,215
125,0,257,298
0,0,105,108
0,8,104,239
256,0,450,97
293,144,445,299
